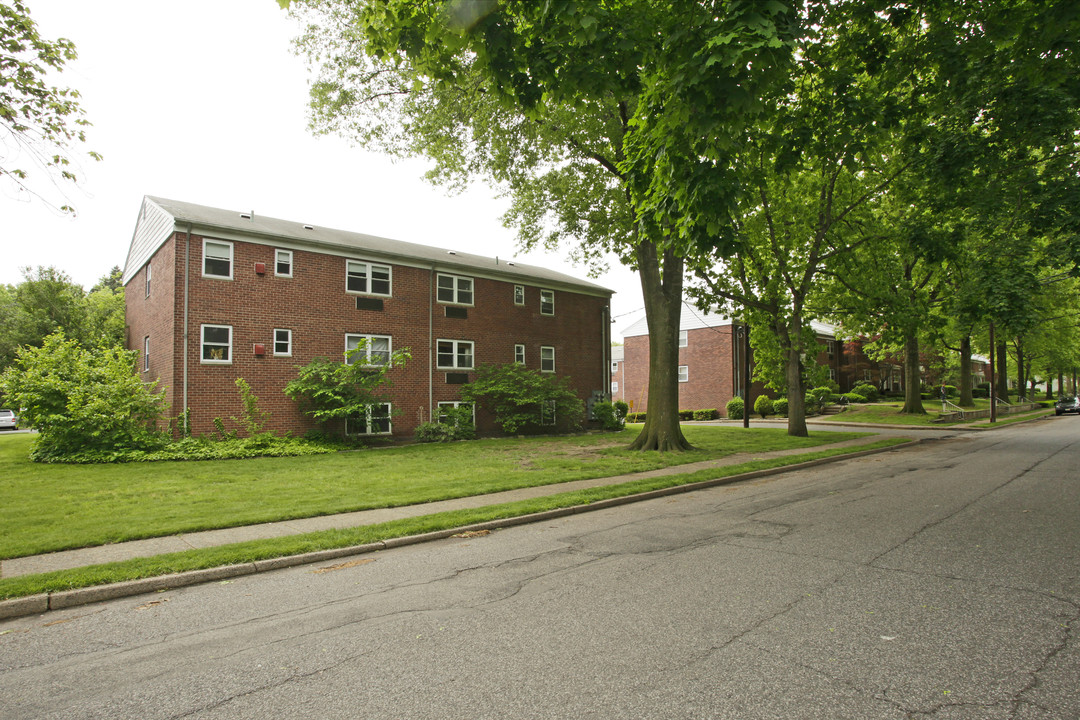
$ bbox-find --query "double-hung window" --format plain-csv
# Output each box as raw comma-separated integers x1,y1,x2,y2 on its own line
201,324,232,364
540,289,555,316
540,346,555,373
203,240,233,279
437,273,473,305
437,401,474,425
143,336,150,372
437,339,474,369
346,260,391,296
540,399,556,426
679,330,688,348
274,329,292,357
347,403,392,435
144,263,152,297
678,365,689,383
514,284,525,305
514,344,526,364
276,249,293,277
345,334,391,366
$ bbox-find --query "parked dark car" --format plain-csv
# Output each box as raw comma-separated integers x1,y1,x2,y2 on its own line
1054,396,1080,416
0,408,18,430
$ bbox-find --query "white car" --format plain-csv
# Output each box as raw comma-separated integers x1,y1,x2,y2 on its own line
0,409,18,430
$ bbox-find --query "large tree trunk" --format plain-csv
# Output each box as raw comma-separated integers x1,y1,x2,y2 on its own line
1016,343,1026,401
778,316,809,437
627,243,692,452
900,330,926,414
958,335,974,407
995,339,1009,401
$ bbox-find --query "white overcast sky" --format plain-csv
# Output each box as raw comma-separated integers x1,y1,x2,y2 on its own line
2,0,644,338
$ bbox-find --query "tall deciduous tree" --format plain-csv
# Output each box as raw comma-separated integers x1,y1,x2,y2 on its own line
286,0,803,451
0,0,100,212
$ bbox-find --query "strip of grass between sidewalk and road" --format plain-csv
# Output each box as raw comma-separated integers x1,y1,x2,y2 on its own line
0,425,873,559
0,437,908,601
817,400,1051,426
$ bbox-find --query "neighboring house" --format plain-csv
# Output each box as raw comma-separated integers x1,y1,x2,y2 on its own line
619,302,900,414
122,196,613,438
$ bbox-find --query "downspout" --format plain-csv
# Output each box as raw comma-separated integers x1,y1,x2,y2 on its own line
182,223,192,435
603,303,610,400
429,266,434,423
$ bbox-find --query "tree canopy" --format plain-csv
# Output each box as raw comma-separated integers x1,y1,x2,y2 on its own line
0,0,100,212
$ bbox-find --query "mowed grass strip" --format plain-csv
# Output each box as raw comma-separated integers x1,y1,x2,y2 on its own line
0,438,908,600
0,425,872,559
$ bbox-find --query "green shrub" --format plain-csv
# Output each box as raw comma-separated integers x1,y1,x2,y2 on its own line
773,397,788,417
726,396,744,420
841,392,867,404
852,383,879,402
753,394,774,418
0,333,167,460
678,409,694,420
461,363,584,434
806,386,833,414
625,412,646,423
692,408,719,421
592,399,628,431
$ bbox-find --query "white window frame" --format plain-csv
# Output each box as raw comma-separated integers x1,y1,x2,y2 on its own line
346,259,392,296
540,289,555,316
611,381,619,394
345,334,392,366
437,401,475,425
826,339,836,357
437,339,474,370
275,249,293,278
678,330,688,347
829,368,837,381
540,345,555,373
144,263,152,298
514,284,525,305
202,239,233,279
346,403,392,436
143,336,150,372
678,365,689,383
863,369,872,382
514,343,526,365
274,328,292,357
437,273,474,305
200,324,232,364
540,399,556,426
611,361,619,373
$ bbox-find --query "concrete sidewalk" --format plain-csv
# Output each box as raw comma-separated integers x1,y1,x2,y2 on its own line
1,432,908,581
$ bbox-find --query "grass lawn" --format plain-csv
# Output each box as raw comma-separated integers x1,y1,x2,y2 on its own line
819,398,1051,426
0,425,874,560
0,433,908,601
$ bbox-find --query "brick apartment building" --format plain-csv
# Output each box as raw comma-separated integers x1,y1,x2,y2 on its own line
615,302,994,415
122,196,613,438
617,303,859,415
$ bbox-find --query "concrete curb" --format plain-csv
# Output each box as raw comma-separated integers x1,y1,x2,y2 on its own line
0,439,921,621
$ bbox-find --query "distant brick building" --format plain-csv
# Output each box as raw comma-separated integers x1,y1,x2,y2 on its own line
122,197,613,438
616,303,884,415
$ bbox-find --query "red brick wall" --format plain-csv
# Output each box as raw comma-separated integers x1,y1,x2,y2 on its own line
127,232,610,438
623,324,775,416
124,240,176,429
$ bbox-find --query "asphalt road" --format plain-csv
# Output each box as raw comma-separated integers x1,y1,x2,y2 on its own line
1,419,1077,719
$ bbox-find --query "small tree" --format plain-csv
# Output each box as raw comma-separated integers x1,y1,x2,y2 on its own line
461,364,584,434
726,396,744,420
0,333,166,459
284,342,410,436
754,395,775,419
